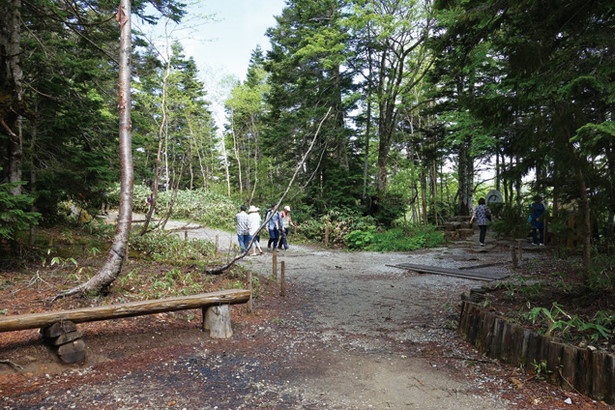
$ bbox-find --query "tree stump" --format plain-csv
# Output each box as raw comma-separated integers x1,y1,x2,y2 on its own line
204,305,233,338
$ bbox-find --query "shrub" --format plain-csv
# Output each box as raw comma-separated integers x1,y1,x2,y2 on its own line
363,225,445,252
0,182,40,242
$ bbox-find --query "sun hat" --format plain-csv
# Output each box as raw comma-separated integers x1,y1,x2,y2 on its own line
284,206,291,212
248,205,260,213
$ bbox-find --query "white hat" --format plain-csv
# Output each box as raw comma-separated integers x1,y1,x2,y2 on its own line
284,206,291,212
248,205,259,213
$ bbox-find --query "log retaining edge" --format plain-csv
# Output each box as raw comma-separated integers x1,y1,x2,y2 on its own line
459,300,615,404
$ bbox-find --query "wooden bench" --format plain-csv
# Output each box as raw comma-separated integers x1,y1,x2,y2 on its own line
0,289,251,363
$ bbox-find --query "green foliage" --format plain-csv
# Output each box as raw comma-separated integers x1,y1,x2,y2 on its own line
524,302,613,344
346,227,377,250
132,186,237,229
299,206,445,252
299,206,376,247
489,203,530,239
371,193,408,228
129,230,216,263
530,360,550,380
498,278,545,301
586,254,615,291
360,225,446,252
0,182,40,241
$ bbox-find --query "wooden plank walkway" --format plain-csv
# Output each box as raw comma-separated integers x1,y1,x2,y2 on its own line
387,263,510,282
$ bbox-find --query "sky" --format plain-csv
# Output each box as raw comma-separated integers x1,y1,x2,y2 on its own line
139,0,287,127
181,0,286,81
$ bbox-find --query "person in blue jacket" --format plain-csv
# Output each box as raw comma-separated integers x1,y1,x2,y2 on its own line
529,196,546,245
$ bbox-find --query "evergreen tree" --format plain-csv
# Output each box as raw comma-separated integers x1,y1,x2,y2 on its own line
264,0,361,210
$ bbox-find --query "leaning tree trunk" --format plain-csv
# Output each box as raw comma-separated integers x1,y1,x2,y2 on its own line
54,0,133,300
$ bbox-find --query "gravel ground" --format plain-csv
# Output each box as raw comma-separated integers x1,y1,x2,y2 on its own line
1,217,606,409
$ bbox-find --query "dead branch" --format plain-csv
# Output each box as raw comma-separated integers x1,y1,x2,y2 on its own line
0,359,24,372
205,107,333,275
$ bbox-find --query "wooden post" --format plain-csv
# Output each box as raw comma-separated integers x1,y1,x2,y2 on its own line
280,261,286,297
516,239,523,261
591,350,609,402
272,249,278,279
324,224,329,246
204,305,233,338
247,271,253,313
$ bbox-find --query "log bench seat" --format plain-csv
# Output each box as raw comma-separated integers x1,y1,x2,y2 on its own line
0,289,251,363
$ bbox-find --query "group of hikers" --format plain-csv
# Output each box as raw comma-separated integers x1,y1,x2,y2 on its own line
235,204,296,255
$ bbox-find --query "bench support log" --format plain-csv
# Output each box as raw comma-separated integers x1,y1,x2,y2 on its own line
204,305,233,338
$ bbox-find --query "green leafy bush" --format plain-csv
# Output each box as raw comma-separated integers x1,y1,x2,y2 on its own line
346,227,377,250
300,207,377,247
524,302,613,343
362,225,445,252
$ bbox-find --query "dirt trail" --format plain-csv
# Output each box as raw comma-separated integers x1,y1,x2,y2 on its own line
2,217,574,409
181,221,513,408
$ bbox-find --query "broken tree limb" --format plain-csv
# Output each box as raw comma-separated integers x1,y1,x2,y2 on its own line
205,107,333,275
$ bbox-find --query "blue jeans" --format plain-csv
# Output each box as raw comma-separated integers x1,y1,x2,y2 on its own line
532,225,544,244
237,234,252,252
268,228,279,249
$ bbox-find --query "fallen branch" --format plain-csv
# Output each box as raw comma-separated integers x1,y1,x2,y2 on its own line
205,107,333,275
0,359,24,372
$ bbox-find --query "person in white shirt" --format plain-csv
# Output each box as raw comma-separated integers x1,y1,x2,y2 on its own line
248,205,264,255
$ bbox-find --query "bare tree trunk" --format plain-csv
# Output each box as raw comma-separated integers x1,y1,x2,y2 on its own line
54,0,133,300
420,167,427,225
140,138,162,235
578,168,592,273
229,111,243,195
141,40,172,235
1,0,24,195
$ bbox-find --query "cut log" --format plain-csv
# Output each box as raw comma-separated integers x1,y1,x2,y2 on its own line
0,289,251,333
204,305,233,338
